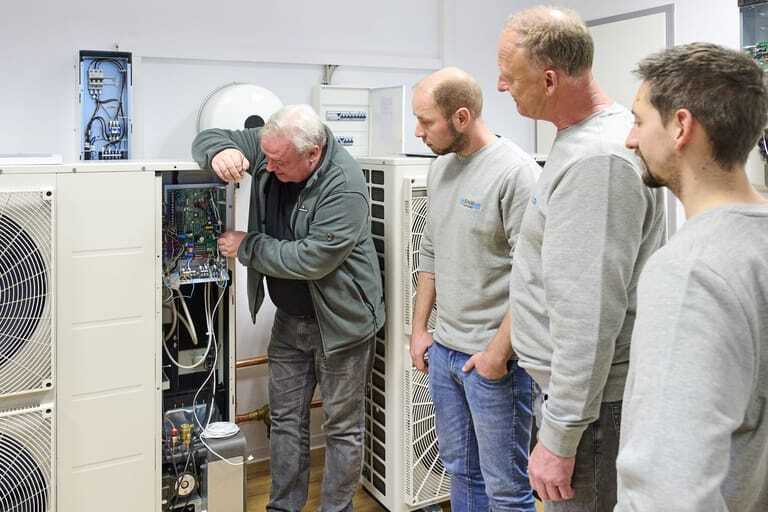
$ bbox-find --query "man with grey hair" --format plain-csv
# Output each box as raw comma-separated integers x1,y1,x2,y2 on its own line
410,67,539,511
192,104,385,512
617,43,768,512
496,7,666,510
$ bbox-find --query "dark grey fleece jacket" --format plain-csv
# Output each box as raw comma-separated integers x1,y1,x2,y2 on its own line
192,126,384,355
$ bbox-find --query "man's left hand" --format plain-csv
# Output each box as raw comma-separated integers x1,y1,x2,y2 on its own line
218,231,246,258
528,442,576,502
462,349,508,380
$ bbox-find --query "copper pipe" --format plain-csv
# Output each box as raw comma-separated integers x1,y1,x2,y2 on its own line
236,355,268,369
236,400,323,425
235,404,270,424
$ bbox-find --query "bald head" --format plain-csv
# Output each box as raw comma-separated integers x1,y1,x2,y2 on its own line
415,67,484,121
502,6,593,76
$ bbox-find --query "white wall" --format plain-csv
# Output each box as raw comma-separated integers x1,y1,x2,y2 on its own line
0,0,447,461
443,0,740,151
0,0,443,160
0,0,747,461
566,0,739,46
140,60,433,158
442,0,541,150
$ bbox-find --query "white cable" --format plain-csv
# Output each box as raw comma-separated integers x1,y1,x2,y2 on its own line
177,288,198,345
163,302,178,342
191,284,252,466
162,330,211,369
201,422,239,439
176,314,196,342
164,290,213,370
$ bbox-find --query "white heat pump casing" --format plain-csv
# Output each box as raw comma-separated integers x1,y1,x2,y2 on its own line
0,160,238,512
357,156,449,511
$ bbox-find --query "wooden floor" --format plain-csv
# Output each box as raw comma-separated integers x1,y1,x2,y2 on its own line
246,448,544,511
246,448,386,511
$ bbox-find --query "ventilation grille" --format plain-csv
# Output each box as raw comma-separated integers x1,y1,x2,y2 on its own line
362,167,387,496
403,366,450,505
403,190,437,333
0,190,54,398
0,405,54,512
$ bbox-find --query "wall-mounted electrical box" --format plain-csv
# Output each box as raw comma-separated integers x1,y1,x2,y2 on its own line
78,50,133,160
312,85,405,158
740,0,768,188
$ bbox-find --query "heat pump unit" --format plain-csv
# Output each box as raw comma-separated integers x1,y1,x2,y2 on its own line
0,185,55,512
357,156,450,511
0,405,54,512
0,160,240,512
0,189,54,399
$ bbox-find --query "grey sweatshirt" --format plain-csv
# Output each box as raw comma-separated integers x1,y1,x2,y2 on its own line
418,138,539,354
616,203,768,512
509,104,666,457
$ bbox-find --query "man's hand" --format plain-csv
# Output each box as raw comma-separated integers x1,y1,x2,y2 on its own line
528,442,576,502
211,148,250,182
218,230,247,258
410,329,433,373
461,349,508,380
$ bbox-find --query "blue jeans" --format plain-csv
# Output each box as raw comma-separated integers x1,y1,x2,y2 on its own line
267,310,373,512
428,341,535,512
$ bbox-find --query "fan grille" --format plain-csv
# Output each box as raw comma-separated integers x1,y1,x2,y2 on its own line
0,406,53,512
407,194,437,330
0,190,54,397
403,366,450,505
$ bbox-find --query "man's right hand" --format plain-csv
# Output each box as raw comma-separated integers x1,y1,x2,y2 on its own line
410,329,433,373
211,148,250,182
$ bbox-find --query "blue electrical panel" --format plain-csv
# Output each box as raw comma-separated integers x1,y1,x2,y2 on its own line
78,50,132,160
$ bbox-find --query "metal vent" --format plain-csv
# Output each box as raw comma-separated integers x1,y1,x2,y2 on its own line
403,190,437,333
0,405,54,512
403,366,450,505
0,190,54,398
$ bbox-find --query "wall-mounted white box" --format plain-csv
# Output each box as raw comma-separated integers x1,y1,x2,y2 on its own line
312,85,405,158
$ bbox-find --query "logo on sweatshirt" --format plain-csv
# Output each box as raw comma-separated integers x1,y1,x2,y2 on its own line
459,197,481,210
531,194,539,207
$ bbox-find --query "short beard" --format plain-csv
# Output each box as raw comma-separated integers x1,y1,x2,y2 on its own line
638,151,682,196
642,167,667,189
432,123,470,155
638,151,667,189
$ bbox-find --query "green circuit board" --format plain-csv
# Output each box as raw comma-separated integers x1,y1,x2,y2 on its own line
163,184,229,288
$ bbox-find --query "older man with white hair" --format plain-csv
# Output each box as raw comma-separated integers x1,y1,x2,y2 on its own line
192,104,385,512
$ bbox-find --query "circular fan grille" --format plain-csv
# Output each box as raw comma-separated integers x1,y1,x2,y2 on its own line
409,197,437,329
0,409,51,512
409,369,450,501
0,191,53,395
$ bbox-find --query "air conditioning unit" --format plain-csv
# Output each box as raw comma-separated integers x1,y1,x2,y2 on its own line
0,160,240,512
357,156,450,511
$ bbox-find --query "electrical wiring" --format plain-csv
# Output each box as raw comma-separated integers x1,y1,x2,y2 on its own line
83,57,128,158
190,284,252,466
176,288,198,345
161,287,205,372
163,301,178,342
176,307,197,343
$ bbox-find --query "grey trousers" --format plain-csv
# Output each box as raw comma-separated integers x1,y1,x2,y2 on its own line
266,310,373,512
533,393,623,512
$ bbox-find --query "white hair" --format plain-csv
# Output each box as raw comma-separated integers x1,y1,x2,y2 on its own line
261,104,327,154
